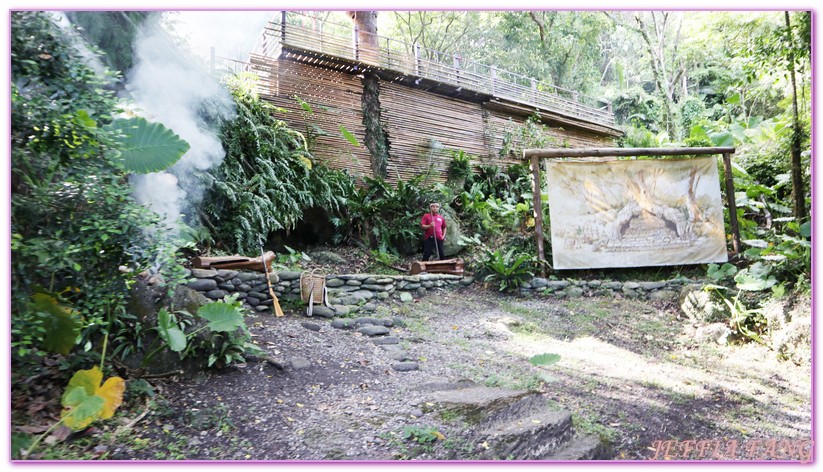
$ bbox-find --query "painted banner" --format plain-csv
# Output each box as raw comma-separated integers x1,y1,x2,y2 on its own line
545,156,728,269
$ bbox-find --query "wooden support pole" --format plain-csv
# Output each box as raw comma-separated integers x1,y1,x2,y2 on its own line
530,154,545,266
413,43,420,76
722,152,741,255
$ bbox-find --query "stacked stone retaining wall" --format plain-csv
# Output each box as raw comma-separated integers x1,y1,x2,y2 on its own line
185,269,700,315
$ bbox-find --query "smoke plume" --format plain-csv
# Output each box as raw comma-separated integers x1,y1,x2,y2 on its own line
126,18,238,231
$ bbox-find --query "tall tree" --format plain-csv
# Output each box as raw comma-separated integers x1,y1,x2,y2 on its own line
347,11,390,179
784,11,806,221
64,11,156,76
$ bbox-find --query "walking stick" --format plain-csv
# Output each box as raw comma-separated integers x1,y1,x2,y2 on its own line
431,208,442,261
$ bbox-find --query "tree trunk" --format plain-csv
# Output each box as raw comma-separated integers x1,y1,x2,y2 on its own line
348,11,389,179
635,13,680,140
785,11,806,221
348,11,379,63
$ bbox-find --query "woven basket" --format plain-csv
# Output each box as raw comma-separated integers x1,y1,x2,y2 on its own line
300,269,326,304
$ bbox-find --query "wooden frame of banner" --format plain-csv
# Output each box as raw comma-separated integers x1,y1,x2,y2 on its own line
523,146,739,270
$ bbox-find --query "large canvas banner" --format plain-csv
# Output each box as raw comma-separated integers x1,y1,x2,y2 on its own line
546,157,728,269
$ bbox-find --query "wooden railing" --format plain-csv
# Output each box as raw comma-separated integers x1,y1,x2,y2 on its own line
251,12,616,128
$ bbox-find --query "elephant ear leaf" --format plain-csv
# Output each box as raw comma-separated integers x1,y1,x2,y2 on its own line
31,292,81,355
197,302,244,333
60,367,125,430
106,116,190,174
529,353,561,366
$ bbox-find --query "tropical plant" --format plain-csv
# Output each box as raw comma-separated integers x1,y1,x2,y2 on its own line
402,425,445,444
11,11,190,367
200,75,352,254
334,175,443,254
446,149,473,188
153,297,264,370
459,235,537,292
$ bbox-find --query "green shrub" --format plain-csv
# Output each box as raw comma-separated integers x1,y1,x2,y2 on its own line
10,12,184,363
201,75,353,255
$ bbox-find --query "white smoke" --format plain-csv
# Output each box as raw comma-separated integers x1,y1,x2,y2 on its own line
126,18,237,232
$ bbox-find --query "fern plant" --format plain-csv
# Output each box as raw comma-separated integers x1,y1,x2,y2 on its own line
480,247,537,292
200,77,353,254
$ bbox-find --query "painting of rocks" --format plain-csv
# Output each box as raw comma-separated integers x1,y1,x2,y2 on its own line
546,157,728,269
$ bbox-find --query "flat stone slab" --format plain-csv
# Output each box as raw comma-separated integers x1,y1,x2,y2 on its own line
392,362,419,372
187,279,217,291
291,358,311,370
191,268,218,278
372,336,400,345
430,387,528,408
331,318,356,330
354,317,393,327
357,325,390,337
310,306,335,319
301,322,321,332
541,435,609,460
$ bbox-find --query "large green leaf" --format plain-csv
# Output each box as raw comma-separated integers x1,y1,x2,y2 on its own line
799,221,811,238
340,125,360,147
708,130,735,147
197,302,245,332
529,353,561,366
31,293,81,355
106,117,190,174
60,367,125,430
157,309,187,353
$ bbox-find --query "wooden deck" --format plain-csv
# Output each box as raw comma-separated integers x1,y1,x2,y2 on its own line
253,12,618,131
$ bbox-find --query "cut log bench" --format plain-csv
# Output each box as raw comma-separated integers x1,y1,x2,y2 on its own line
409,258,464,276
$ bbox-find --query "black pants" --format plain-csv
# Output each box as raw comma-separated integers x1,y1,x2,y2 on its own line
423,236,445,261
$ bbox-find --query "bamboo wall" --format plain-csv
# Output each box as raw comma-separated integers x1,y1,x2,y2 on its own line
380,81,487,183
484,109,615,165
252,56,373,180
253,56,618,185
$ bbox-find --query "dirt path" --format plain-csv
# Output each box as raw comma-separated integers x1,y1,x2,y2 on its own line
102,287,811,461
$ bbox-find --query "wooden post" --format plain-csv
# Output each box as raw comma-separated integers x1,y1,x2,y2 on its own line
414,42,420,76
722,152,741,255
353,24,359,60
280,11,286,42
530,154,545,266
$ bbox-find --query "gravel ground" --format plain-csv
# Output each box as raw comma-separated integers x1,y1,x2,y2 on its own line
86,285,812,462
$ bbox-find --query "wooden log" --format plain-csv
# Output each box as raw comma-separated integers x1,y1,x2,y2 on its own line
193,251,276,273
409,258,464,276
524,147,736,159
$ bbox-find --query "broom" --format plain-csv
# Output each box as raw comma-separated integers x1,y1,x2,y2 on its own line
261,245,284,317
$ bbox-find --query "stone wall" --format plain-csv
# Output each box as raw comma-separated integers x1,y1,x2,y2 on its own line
519,277,700,301
185,268,699,316
185,268,475,317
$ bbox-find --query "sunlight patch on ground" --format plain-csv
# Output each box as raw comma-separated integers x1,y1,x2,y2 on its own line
499,331,799,415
